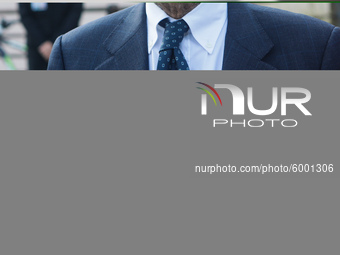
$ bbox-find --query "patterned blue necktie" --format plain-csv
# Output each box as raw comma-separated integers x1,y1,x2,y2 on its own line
157,18,190,70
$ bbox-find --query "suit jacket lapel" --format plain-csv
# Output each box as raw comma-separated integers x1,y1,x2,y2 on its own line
223,3,277,70
95,4,148,70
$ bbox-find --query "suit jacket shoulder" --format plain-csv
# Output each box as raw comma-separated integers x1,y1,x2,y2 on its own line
48,3,148,70
225,3,340,70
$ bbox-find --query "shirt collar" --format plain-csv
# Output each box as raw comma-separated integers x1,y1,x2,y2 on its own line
146,3,228,54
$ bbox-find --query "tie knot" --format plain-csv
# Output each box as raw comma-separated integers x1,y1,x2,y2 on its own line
159,19,189,51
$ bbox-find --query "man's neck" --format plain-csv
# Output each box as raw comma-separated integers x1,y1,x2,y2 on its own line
155,3,200,19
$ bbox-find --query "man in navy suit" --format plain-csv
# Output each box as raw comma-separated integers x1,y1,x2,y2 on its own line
47,3,340,70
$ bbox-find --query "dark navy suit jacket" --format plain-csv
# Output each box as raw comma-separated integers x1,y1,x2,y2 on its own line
48,3,340,70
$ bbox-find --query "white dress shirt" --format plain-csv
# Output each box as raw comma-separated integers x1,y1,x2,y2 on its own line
146,3,228,70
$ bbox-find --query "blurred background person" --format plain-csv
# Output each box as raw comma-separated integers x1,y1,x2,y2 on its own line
107,4,120,15
331,3,340,26
18,3,83,70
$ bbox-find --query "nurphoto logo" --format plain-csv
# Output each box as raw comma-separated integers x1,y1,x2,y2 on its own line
196,82,312,128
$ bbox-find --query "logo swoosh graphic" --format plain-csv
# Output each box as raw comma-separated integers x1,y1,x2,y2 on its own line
196,87,217,106
197,82,222,106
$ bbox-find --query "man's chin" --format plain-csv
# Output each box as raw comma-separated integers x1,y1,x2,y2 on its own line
155,2,200,19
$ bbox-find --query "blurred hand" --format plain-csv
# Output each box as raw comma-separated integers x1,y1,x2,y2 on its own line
38,41,53,61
